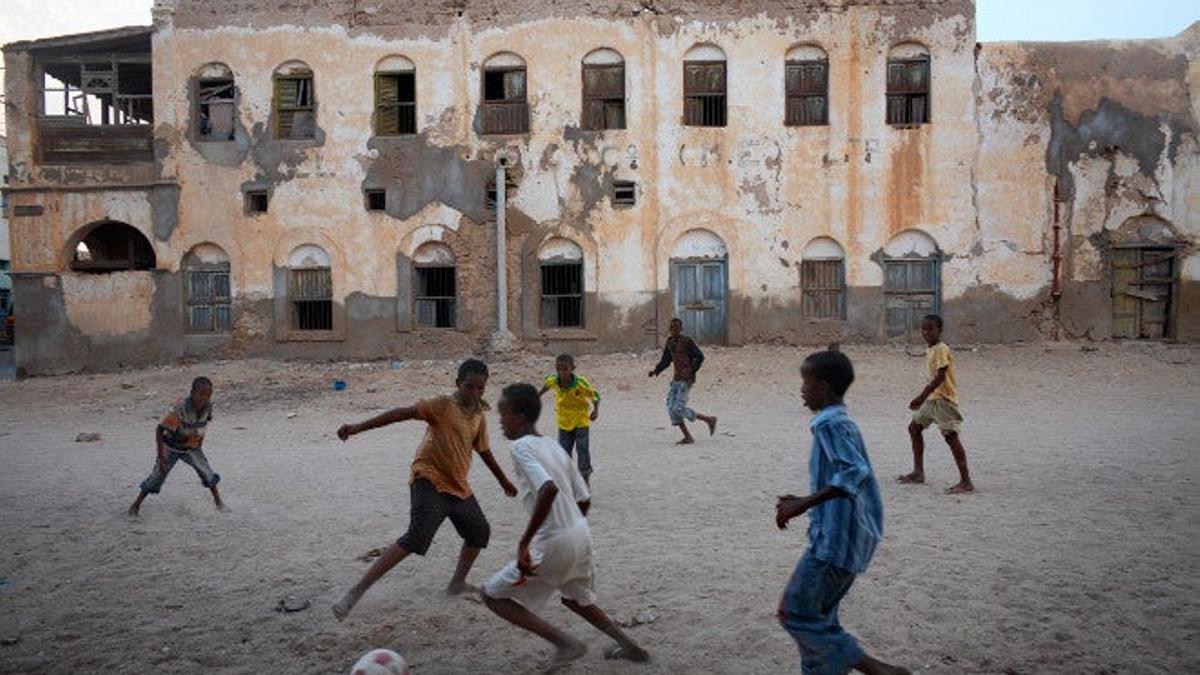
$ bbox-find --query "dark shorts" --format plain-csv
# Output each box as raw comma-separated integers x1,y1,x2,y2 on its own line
396,478,490,556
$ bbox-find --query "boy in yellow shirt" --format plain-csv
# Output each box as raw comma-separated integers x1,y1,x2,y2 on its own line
539,354,600,485
898,314,974,494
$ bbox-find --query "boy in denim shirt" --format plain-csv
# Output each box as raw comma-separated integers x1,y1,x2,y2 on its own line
775,351,908,675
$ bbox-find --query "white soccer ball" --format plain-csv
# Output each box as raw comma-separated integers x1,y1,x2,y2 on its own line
350,648,410,675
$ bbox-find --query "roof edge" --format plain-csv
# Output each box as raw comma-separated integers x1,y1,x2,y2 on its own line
2,25,154,53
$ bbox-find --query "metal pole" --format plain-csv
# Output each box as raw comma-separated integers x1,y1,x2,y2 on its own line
495,162,507,334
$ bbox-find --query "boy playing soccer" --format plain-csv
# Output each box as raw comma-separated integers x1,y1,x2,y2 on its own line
332,359,518,621
539,354,600,484
897,314,975,494
128,376,224,516
648,318,717,445
776,351,908,675
482,383,650,666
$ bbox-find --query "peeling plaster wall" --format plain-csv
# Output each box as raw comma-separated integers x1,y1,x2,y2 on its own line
5,1,1199,374
976,26,1199,341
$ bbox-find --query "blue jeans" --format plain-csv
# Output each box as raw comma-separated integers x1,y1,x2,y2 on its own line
777,550,864,675
558,427,592,480
139,448,220,494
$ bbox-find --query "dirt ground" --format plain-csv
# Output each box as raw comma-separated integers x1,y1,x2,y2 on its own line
0,342,1197,674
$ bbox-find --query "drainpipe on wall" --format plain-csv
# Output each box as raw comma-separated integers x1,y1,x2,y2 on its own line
1051,180,1063,299
490,153,517,352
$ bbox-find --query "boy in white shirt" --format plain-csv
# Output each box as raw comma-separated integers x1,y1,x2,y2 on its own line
482,383,650,667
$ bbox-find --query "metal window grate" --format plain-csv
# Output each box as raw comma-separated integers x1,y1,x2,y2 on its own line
290,267,332,331
374,72,417,135
540,263,584,328
613,181,636,206
683,61,726,127
415,266,457,328
886,58,930,125
582,64,626,130
785,61,828,126
801,259,845,319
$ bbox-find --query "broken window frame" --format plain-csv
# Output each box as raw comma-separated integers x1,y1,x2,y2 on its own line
272,73,316,139
196,76,236,141
289,266,333,332
540,262,585,329
480,66,529,135
68,222,157,274
38,56,154,126
612,180,636,207
414,265,458,329
801,259,846,320
244,190,269,214
581,63,626,131
374,71,417,136
886,57,931,126
683,60,727,127
185,263,233,334
785,59,829,127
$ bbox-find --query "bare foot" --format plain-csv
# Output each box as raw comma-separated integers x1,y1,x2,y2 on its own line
896,472,924,484
605,644,651,663
675,437,694,445
945,482,975,495
549,640,588,668
446,580,480,596
706,417,718,436
126,505,140,518
215,502,228,512
331,589,362,622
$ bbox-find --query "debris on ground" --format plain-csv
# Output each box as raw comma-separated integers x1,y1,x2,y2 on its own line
74,433,102,443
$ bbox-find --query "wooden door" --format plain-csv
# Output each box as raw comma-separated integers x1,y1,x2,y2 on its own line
884,259,939,338
671,259,727,345
1113,247,1174,339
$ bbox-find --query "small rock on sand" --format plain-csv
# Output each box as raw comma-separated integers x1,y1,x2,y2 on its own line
74,433,102,443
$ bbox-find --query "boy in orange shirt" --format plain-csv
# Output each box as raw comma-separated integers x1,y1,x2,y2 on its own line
332,359,518,621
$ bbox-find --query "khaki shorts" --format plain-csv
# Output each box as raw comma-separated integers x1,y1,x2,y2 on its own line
912,398,963,435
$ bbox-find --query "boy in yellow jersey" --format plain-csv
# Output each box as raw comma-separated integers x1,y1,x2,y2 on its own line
897,314,974,494
539,354,600,485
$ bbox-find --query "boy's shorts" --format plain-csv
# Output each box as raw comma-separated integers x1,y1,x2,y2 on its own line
396,479,490,555
912,398,963,435
483,525,596,610
139,448,220,494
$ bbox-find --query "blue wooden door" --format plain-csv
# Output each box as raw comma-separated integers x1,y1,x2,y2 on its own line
672,259,727,345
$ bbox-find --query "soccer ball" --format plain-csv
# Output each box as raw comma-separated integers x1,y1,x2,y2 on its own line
350,648,410,675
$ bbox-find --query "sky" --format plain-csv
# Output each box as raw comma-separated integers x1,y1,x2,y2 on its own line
0,0,1196,133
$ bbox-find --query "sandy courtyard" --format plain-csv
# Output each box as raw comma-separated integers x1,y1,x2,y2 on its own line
0,342,1197,674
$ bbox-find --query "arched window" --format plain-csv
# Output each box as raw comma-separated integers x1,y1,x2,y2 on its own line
288,245,332,331
374,55,416,136
69,221,156,273
582,48,625,130
785,45,828,127
480,52,528,135
683,44,726,127
196,62,236,141
801,237,845,319
183,244,232,333
886,43,930,126
412,242,457,328
883,230,940,337
539,238,584,328
273,61,316,138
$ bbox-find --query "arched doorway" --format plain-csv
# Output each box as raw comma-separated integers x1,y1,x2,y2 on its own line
670,229,728,345
882,230,940,338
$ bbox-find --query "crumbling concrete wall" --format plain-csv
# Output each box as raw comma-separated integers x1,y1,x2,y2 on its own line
976,25,1199,341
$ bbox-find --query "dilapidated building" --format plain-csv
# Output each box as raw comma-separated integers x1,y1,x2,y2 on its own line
2,0,1196,374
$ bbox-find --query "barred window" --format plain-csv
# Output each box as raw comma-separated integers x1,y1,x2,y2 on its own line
785,47,828,126
582,48,625,131
801,238,846,320
541,263,584,328
273,62,315,138
415,267,457,328
886,44,930,126
683,44,726,127
288,245,332,331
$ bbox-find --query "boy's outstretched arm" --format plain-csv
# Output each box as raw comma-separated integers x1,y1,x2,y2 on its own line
479,450,519,497
776,486,847,529
337,405,418,440
538,384,550,397
649,345,671,377
154,426,169,473
909,366,948,410
517,481,560,574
